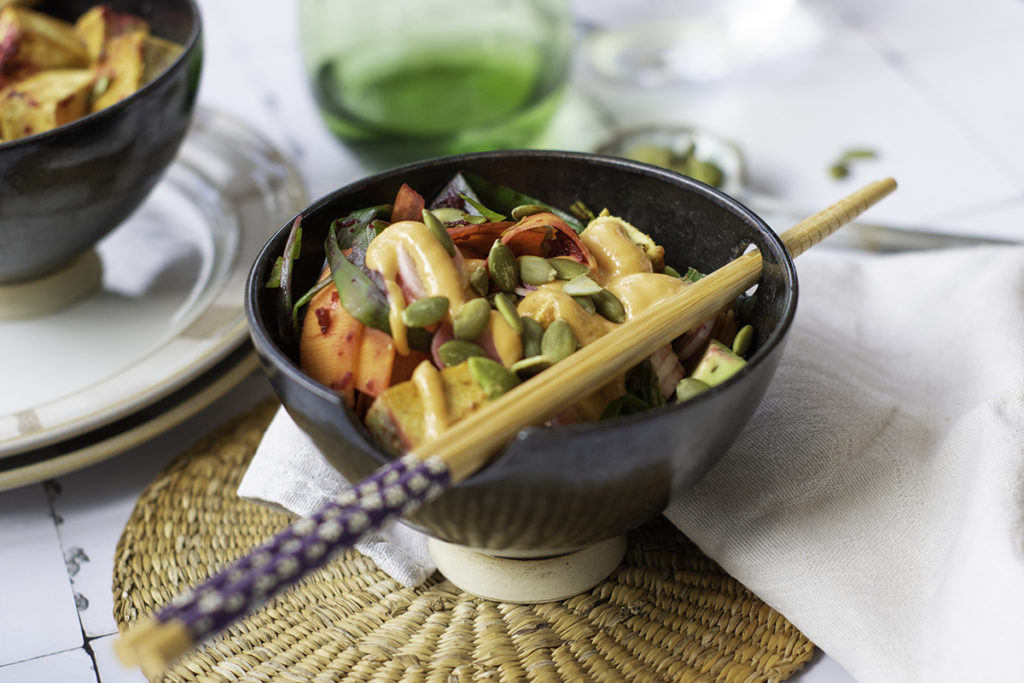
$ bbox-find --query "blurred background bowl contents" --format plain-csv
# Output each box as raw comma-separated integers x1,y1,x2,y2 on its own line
0,0,201,287
0,2,183,142
246,150,798,553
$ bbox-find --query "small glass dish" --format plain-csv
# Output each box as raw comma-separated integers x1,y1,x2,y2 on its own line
594,125,746,197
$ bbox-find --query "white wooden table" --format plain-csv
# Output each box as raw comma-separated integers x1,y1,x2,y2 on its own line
2,1,1022,680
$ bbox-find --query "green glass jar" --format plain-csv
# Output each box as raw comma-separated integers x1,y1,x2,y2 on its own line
298,0,573,169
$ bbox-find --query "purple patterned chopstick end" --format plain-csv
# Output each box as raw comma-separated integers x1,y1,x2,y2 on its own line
156,453,450,641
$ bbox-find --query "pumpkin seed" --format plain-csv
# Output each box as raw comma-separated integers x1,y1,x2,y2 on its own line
430,207,468,223
453,298,491,341
407,326,434,352
518,255,557,286
541,318,577,363
732,324,754,357
93,74,111,98
548,258,590,280
520,316,543,358
468,356,520,399
421,209,455,257
685,157,724,188
493,292,523,335
401,296,449,328
592,289,626,323
432,207,487,225
437,339,487,368
510,203,548,220
469,266,490,297
562,275,602,296
487,240,518,292
572,294,596,315
510,355,552,376
675,377,710,403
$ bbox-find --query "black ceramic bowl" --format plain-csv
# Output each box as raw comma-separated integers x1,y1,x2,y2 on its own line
0,0,202,284
246,151,798,552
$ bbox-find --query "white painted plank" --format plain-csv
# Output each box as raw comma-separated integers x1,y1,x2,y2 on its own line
91,635,148,683
50,374,274,639
0,486,83,665
0,648,95,683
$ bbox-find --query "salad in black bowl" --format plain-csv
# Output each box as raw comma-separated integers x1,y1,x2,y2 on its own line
245,150,797,553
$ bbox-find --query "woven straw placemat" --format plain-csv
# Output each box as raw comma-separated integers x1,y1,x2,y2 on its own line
113,400,815,682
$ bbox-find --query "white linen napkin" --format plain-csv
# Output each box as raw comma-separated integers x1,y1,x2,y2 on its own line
239,244,1024,682
666,244,1024,683
237,408,435,587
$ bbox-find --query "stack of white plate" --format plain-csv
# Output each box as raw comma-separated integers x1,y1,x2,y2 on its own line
0,109,308,490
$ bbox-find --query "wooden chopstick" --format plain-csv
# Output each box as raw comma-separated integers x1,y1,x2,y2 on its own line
116,178,896,676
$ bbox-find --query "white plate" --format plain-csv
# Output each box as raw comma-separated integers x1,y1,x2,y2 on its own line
0,108,307,459
0,344,260,491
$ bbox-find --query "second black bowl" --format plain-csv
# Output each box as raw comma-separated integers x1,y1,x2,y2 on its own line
245,150,798,552
0,0,202,284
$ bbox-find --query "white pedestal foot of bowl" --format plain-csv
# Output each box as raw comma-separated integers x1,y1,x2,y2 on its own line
428,534,627,604
0,250,102,320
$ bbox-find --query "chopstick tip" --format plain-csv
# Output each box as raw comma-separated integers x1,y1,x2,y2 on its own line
115,617,193,678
